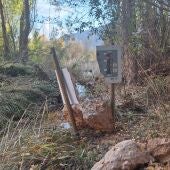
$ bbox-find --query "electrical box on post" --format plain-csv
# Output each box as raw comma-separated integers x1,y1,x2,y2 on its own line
96,45,122,83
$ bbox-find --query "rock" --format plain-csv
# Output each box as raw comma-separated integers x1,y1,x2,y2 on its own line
92,140,153,170
83,100,114,132
63,104,86,129
147,138,170,163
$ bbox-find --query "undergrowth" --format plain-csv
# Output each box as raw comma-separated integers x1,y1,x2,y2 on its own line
0,63,62,128
0,63,99,169
0,110,98,170
0,63,33,77
0,62,169,170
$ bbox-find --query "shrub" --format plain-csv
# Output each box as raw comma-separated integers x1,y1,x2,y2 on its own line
0,64,33,77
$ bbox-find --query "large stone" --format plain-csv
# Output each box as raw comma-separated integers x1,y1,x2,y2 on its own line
147,138,170,163
83,100,114,132
63,104,86,129
92,140,153,170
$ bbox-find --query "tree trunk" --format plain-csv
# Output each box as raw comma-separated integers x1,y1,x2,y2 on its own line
19,0,30,64
0,0,10,60
122,0,137,85
8,20,16,55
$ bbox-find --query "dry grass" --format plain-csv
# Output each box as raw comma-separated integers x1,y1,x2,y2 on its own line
0,104,99,170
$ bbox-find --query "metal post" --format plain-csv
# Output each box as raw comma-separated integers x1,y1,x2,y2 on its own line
51,47,79,136
111,83,115,122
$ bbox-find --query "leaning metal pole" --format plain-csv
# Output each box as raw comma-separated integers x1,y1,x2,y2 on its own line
51,47,79,136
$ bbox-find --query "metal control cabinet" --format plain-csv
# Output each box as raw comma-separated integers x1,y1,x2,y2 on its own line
96,45,122,83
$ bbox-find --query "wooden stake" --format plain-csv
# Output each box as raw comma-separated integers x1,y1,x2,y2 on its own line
51,47,79,136
111,83,115,122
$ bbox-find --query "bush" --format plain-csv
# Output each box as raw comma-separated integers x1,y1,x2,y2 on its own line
0,64,33,77
0,64,62,127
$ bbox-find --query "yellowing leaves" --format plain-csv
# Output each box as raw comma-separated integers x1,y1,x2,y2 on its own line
4,0,23,15
54,38,65,49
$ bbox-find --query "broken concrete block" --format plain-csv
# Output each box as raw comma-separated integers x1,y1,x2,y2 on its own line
83,100,114,132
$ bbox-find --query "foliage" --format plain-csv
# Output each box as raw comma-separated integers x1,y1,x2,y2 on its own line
54,0,170,83
0,64,62,127
0,63,33,77
0,0,36,61
29,31,44,63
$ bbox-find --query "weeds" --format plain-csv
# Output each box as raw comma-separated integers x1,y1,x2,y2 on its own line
0,108,98,170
